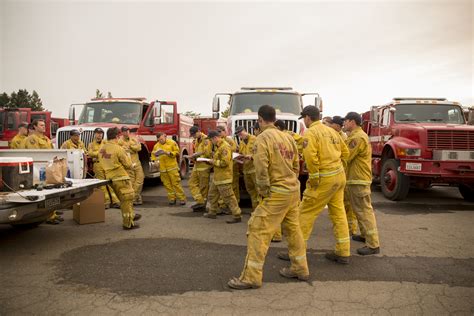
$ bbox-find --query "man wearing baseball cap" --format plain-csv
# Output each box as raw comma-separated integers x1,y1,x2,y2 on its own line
326,116,359,236
279,105,351,264
235,126,258,211
343,111,380,255
119,126,144,205
60,129,87,153
10,122,29,149
188,125,213,210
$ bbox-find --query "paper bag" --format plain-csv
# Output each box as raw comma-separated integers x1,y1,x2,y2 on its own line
46,157,68,184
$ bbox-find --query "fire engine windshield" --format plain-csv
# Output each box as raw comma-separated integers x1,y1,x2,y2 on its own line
394,104,465,124
79,102,142,124
231,93,302,115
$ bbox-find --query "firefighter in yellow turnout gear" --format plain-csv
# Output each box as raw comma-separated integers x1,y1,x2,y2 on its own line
228,105,308,290
88,128,120,209
99,127,140,230
216,126,240,211
10,122,28,149
328,116,360,235
151,133,186,205
343,112,380,255
188,126,213,211
203,130,242,223
24,119,61,224
60,130,88,152
119,126,144,205
296,106,351,264
235,126,259,210
273,120,305,242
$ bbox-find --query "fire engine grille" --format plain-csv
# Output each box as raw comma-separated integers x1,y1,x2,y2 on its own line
234,119,298,135
427,130,474,150
57,130,95,149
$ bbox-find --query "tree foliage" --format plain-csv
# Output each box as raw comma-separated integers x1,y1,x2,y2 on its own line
0,89,45,111
220,104,230,118
183,110,201,118
95,89,113,99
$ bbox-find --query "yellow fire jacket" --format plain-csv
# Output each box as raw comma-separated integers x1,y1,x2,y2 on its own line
253,125,300,196
24,133,53,149
238,134,256,174
98,140,133,180
286,130,304,155
151,138,180,172
118,136,141,163
61,139,87,153
211,139,233,185
10,134,26,149
194,134,213,171
88,140,107,163
345,126,372,185
302,121,349,183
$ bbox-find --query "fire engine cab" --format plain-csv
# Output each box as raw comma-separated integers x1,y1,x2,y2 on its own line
56,98,194,179
363,97,474,201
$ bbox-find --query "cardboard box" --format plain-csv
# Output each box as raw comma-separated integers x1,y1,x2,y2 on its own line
73,188,105,224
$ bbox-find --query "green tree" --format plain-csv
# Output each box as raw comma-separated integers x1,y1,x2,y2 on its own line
0,89,45,110
220,104,230,118
95,89,104,98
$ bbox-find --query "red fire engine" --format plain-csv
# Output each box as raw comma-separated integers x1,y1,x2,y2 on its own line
362,97,474,201
0,107,67,149
56,98,194,178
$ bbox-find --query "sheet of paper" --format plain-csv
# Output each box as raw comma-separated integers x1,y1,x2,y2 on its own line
196,157,211,162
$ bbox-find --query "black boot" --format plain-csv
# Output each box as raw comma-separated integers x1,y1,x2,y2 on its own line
357,246,380,256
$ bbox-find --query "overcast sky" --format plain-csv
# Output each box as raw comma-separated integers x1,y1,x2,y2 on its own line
0,0,472,118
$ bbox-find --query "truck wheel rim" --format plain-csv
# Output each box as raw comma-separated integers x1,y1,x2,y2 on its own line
384,169,397,191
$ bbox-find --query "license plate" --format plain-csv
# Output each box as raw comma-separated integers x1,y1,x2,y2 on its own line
406,162,422,171
45,197,60,208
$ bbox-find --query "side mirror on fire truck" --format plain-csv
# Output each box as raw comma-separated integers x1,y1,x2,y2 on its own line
212,96,220,113
153,101,162,125
212,112,220,119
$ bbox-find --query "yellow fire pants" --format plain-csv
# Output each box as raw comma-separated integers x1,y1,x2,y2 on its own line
110,179,136,228
129,163,144,203
299,171,350,257
208,182,241,218
189,168,211,204
347,185,380,248
233,162,240,202
93,162,120,206
243,172,259,210
160,168,186,202
344,186,359,235
239,190,308,286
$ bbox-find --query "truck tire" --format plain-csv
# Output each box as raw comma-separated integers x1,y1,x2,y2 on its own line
381,159,410,201
180,158,189,180
459,184,474,202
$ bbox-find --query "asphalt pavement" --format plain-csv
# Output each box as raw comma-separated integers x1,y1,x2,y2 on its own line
0,180,473,315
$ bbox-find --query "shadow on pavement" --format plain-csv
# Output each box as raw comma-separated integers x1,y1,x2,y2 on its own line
57,238,474,296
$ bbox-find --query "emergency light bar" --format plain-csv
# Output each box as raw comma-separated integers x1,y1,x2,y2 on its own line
393,97,447,101
241,87,293,91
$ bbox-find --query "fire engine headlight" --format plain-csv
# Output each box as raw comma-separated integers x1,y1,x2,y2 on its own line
397,148,421,157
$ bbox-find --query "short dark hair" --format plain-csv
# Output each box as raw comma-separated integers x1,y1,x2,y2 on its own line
207,130,220,138
274,120,286,131
344,112,362,126
32,119,45,127
107,127,120,140
258,105,276,122
300,106,320,121
156,132,165,139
